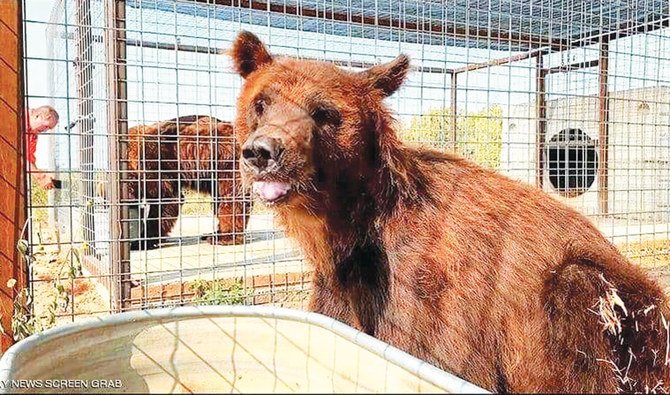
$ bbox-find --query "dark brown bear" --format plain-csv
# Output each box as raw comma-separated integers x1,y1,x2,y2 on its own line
229,31,670,393
125,115,251,249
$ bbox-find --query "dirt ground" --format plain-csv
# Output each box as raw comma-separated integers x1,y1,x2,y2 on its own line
619,239,670,291
30,245,311,328
30,245,110,327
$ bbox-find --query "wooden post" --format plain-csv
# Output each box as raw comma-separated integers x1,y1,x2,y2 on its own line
0,0,27,351
106,0,130,312
450,72,458,151
535,54,546,188
75,0,96,254
598,39,610,215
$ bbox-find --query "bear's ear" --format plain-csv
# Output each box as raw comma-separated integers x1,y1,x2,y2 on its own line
229,31,273,78
360,54,410,97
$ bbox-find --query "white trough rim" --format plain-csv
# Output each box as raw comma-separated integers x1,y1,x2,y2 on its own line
0,305,488,394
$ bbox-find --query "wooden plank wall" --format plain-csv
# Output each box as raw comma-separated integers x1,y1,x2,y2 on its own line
0,1,26,352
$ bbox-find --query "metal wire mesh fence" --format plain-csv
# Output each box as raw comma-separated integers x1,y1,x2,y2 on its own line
22,0,670,327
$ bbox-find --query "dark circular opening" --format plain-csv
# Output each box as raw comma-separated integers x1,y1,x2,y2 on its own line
545,128,598,197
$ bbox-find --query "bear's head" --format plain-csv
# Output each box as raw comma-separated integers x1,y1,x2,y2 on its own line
230,31,410,209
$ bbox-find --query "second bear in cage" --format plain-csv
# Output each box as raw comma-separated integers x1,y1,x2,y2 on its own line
125,115,251,250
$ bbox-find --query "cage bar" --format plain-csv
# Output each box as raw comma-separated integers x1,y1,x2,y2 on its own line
598,38,610,216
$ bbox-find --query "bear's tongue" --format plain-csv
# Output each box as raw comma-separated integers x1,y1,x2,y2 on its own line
253,181,291,202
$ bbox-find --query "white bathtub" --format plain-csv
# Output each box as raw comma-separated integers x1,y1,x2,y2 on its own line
0,306,487,393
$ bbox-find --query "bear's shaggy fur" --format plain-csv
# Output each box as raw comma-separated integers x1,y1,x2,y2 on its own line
229,31,670,393
125,115,250,249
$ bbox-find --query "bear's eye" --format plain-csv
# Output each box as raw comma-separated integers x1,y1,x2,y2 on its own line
254,99,267,116
311,105,341,127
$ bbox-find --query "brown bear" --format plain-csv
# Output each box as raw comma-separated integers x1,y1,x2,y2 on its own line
229,31,670,393
124,115,251,249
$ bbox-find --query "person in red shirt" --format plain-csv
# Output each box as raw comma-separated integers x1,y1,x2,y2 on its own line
26,106,59,190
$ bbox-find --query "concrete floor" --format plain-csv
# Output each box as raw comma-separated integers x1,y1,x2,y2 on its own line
129,214,305,284
129,212,669,285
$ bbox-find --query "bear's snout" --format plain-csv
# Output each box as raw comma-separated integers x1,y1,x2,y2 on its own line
241,135,284,174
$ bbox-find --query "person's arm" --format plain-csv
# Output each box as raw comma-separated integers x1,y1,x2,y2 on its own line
29,161,54,190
